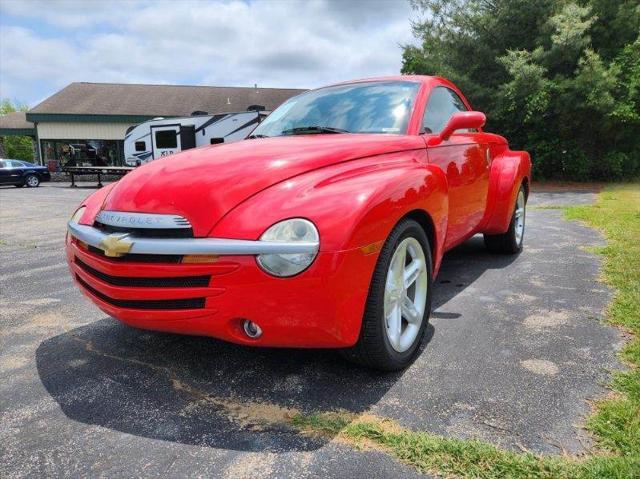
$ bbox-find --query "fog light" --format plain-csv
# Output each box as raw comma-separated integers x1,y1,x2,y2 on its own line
242,320,262,338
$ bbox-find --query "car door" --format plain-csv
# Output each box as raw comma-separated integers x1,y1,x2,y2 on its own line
423,87,490,249
17,161,39,178
151,124,181,160
5,160,25,185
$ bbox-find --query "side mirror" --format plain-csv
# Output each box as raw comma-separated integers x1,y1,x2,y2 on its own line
427,111,486,146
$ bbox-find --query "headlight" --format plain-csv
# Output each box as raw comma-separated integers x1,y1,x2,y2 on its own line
257,218,319,277
70,206,86,223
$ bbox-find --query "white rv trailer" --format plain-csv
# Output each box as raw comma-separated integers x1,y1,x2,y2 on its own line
123,110,267,166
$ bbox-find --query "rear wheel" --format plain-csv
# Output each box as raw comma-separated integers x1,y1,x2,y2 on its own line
341,219,433,371
25,174,40,187
484,185,526,254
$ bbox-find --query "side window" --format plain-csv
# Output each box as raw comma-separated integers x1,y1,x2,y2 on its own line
155,130,177,149
135,141,146,152
0,161,6,168
422,87,468,134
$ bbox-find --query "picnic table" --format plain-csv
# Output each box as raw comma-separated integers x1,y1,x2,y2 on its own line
62,166,135,187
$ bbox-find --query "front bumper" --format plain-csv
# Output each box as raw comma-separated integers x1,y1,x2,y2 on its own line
68,221,319,256
66,222,376,348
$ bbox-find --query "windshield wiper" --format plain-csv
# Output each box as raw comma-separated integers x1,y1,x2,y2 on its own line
247,134,269,139
281,126,350,135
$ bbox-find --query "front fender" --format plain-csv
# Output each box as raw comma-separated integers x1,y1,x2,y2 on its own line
481,149,531,234
347,161,448,273
210,151,448,256
211,151,447,341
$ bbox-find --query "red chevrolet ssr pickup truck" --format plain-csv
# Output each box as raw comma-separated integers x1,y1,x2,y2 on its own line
66,76,531,370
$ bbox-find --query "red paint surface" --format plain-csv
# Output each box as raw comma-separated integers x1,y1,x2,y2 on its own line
66,75,531,348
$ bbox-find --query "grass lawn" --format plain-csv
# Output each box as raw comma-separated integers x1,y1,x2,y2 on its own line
293,184,640,478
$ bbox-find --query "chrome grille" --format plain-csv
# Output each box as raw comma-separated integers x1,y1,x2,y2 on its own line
93,222,194,238
94,211,194,239
96,211,192,229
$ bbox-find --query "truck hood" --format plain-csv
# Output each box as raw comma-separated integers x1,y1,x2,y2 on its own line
101,134,424,236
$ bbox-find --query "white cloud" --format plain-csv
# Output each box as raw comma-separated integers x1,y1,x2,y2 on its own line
0,0,420,105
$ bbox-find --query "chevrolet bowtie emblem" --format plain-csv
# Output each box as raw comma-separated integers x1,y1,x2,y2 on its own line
99,233,133,257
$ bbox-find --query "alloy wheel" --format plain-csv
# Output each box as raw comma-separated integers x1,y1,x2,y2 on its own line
514,190,525,245
383,237,428,353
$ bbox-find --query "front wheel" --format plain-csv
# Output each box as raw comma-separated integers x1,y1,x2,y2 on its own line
341,219,433,371
484,185,526,254
25,174,40,188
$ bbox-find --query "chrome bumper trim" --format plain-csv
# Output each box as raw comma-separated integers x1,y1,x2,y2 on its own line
68,221,319,256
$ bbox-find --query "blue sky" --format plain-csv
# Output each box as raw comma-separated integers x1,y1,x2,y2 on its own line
0,0,419,107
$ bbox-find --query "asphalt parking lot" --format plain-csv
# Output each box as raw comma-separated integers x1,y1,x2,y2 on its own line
0,183,621,478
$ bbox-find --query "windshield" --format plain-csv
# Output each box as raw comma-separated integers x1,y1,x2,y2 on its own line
252,81,420,138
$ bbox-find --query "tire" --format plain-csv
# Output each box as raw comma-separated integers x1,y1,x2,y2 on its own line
25,174,40,188
341,219,433,371
484,185,526,254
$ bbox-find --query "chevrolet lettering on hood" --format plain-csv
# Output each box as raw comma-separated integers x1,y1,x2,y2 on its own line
65,76,531,371
96,211,191,229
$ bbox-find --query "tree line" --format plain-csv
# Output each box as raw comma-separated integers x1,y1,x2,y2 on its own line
0,99,34,162
403,0,639,181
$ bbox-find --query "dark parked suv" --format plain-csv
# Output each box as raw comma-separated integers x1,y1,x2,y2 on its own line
0,159,51,187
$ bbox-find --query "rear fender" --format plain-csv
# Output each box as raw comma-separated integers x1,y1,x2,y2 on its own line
481,149,531,234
